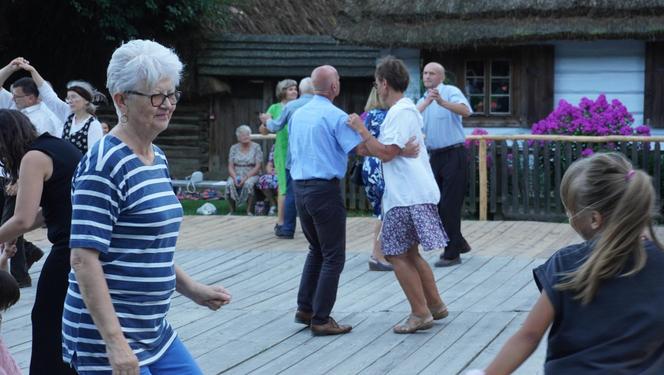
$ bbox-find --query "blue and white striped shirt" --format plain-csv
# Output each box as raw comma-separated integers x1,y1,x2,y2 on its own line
63,135,183,372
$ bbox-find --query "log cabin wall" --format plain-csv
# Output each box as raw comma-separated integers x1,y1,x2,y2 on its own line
199,34,380,179
97,105,209,179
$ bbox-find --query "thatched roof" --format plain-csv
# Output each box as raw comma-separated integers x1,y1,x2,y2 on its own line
197,34,380,78
220,0,341,35
334,0,664,49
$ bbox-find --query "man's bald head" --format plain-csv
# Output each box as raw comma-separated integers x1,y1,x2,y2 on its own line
425,62,445,75
422,62,445,89
311,65,340,99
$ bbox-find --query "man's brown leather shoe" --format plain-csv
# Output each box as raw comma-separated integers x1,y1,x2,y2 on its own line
310,317,352,336
294,310,313,325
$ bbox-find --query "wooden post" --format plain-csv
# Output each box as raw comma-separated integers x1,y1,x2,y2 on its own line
478,138,488,220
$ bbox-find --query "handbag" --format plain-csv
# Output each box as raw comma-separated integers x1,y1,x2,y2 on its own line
350,158,364,186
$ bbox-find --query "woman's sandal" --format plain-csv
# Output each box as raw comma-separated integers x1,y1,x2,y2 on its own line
393,314,434,334
429,303,449,320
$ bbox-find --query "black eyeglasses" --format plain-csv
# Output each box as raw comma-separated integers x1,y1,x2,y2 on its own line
125,90,181,107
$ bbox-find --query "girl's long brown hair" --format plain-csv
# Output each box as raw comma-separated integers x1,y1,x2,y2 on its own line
0,109,38,183
557,152,662,304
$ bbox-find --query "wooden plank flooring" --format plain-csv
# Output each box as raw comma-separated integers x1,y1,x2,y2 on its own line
8,217,664,374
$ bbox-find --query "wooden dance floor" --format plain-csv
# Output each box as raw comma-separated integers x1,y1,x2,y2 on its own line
8,216,650,374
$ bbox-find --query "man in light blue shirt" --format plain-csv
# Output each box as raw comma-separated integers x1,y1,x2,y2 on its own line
289,65,361,336
259,78,315,239
417,62,472,267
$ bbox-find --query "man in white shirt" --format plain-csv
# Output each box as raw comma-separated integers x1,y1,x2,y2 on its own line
0,77,62,137
0,58,62,136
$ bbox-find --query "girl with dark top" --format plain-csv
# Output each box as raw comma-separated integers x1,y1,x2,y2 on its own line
0,109,81,374
471,152,664,375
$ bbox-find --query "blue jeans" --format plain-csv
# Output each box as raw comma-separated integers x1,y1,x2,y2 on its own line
139,336,202,375
280,169,297,235
75,336,201,375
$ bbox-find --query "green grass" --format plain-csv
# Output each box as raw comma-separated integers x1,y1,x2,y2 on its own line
180,199,233,215
179,199,372,216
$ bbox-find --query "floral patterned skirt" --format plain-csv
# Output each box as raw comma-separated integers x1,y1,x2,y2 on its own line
257,173,278,190
381,204,448,256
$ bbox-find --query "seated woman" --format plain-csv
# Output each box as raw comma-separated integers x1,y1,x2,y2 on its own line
225,125,263,215
257,144,278,215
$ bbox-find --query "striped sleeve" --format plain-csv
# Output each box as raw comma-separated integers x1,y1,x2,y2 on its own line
70,154,122,253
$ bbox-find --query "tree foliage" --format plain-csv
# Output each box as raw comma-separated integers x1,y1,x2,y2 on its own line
0,0,231,94
67,0,230,41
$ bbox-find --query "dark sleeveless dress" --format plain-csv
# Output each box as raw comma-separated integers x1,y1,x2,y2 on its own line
28,133,82,375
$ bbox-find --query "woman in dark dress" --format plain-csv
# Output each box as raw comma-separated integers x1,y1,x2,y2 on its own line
0,109,81,374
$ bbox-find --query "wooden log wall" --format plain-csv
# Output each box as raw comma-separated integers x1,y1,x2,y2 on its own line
97,104,209,179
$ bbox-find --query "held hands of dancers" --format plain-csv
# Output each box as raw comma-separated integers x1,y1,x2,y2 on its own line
4,57,28,72
258,113,272,126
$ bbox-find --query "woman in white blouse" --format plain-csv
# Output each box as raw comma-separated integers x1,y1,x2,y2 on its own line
19,63,104,154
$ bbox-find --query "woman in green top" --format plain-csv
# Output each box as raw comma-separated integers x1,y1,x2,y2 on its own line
265,79,298,227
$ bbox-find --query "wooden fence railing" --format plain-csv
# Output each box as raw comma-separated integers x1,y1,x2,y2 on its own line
466,135,664,221
252,134,664,221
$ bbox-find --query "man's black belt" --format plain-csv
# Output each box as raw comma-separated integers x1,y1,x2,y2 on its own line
428,143,464,156
296,178,340,186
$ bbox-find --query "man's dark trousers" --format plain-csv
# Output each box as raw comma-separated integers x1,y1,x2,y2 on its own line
294,179,346,325
430,146,468,260
280,169,297,235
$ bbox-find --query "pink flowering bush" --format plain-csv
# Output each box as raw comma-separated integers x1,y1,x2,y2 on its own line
531,94,648,137
531,94,651,157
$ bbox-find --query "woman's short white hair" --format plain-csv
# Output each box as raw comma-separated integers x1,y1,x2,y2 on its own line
106,40,183,95
235,125,252,138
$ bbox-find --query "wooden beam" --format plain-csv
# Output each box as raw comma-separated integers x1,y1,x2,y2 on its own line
479,139,488,221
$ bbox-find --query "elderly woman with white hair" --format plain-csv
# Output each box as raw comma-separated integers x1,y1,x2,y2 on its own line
63,40,232,375
20,65,105,154
225,124,263,214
